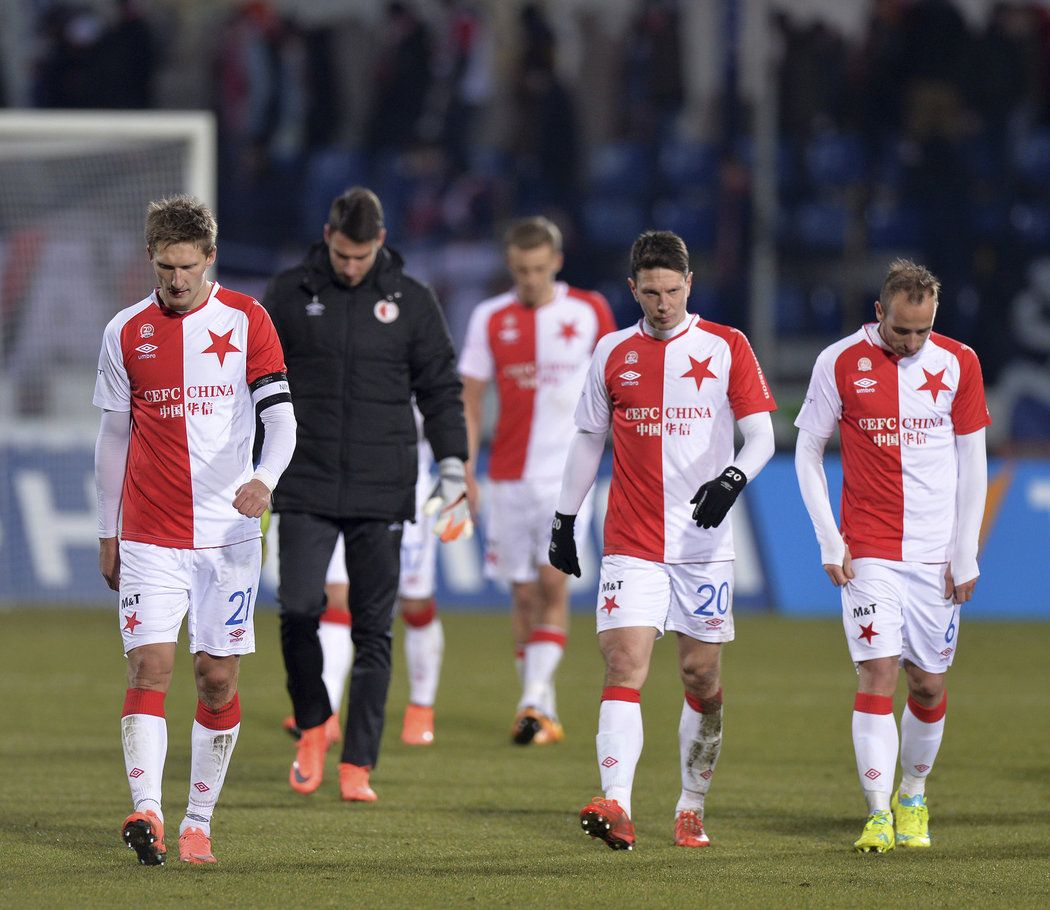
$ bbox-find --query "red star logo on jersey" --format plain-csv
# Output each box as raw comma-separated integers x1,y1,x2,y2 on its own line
681,356,717,391
123,612,142,633
601,596,620,616
202,329,240,367
558,321,579,342
917,368,951,403
857,622,879,644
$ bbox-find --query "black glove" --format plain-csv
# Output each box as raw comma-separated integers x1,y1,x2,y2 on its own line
548,512,581,577
691,466,747,529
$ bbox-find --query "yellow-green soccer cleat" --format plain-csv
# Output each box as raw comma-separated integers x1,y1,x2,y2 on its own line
892,790,931,848
853,809,895,853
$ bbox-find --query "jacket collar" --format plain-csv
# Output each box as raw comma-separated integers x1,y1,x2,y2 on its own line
298,242,405,300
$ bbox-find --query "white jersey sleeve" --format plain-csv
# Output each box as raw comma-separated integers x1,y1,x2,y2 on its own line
573,335,614,434
795,345,842,438
457,302,495,381
93,305,142,412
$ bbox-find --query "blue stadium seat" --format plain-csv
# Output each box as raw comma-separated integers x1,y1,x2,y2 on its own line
586,141,652,199
651,196,717,252
581,197,648,249
301,146,367,241
865,200,922,250
792,200,849,252
774,284,808,334
1010,202,1050,247
805,132,866,189
1012,128,1050,189
657,136,719,191
1011,396,1050,441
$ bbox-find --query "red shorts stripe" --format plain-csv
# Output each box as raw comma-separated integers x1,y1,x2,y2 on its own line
907,692,947,723
602,686,641,704
122,688,166,718
195,692,241,730
854,692,894,715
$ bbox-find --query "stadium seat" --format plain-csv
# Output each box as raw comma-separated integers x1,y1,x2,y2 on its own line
865,200,923,250
657,136,719,192
1010,202,1050,247
792,200,849,252
586,141,652,199
301,146,367,241
651,196,717,252
581,197,648,249
805,132,866,189
1012,128,1050,189
1011,395,1050,441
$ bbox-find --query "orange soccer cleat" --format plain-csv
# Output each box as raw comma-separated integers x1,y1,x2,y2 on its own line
339,762,378,802
579,797,636,851
673,810,711,848
122,809,166,866
401,704,435,746
178,827,217,864
289,723,328,794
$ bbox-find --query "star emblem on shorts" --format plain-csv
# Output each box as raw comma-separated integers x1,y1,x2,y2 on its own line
203,329,240,366
857,622,879,644
601,596,620,616
917,368,951,402
123,611,142,633
681,355,717,390
558,320,579,342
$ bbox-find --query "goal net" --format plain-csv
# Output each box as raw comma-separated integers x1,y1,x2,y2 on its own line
0,110,215,603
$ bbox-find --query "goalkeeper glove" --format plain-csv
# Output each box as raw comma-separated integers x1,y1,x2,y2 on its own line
548,511,581,577
423,457,474,542
690,465,747,529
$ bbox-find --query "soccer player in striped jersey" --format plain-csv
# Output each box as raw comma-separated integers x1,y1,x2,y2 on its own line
550,230,776,849
459,216,617,746
794,258,990,853
94,196,296,865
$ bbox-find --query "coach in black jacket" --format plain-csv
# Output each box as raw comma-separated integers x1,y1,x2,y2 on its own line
263,187,469,801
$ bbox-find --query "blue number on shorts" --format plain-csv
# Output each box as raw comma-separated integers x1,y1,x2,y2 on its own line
944,609,958,644
693,582,730,616
226,587,253,626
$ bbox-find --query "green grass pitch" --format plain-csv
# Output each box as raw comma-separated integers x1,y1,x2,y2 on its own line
1,608,1048,908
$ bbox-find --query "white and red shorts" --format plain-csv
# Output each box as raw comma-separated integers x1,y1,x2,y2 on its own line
325,468,437,599
595,554,736,643
841,558,959,673
484,477,593,585
117,538,260,656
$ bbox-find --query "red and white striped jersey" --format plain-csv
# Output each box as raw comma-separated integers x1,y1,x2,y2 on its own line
795,322,990,563
93,283,288,549
459,282,616,480
576,314,776,563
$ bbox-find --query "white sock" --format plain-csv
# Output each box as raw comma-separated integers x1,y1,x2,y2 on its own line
676,690,723,817
518,627,566,716
404,613,444,707
182,696,241,837
852,693,897,813
596,688,643,818
899,693,946,798
319,614,353,716
121,688,168,820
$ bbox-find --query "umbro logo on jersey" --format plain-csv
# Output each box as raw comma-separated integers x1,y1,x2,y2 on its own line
498,327,520,343
619,370,641,385
854,377,878,393
136,343,158,355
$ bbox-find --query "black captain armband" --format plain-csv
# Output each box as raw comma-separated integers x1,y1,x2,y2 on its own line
250,371,292,409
